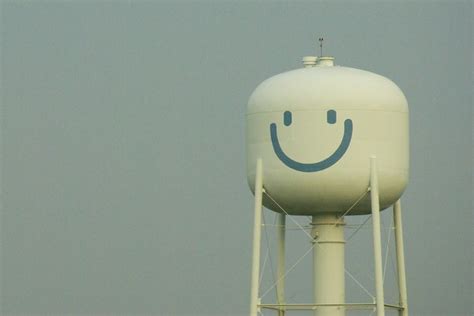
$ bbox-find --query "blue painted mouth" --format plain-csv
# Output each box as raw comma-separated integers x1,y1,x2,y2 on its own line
270,110,353,172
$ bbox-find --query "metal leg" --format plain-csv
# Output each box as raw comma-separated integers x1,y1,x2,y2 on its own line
370,157,385,316
276,213,286,316
250,159,263,316
393,200,408,316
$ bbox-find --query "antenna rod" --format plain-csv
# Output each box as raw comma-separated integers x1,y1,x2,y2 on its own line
319,37,323,56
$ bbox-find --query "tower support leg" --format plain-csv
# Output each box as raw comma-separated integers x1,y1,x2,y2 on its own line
370,156,386,316
250,159,263,316
312,214,345,316
393,200,408,316
276,213,286,316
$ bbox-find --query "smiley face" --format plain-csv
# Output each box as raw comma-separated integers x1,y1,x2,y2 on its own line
270,110,353,172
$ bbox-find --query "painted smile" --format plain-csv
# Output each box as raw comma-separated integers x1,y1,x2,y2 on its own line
270,110,353,172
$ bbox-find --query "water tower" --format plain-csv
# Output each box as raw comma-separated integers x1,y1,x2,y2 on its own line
246,45,409,316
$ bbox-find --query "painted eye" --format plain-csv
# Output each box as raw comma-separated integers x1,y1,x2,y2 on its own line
284,111,292,126
327,110,337,124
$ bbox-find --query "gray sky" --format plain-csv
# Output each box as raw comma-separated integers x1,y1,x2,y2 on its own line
1,1,472,316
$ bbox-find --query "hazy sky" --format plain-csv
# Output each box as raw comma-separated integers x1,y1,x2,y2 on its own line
1,1,472,316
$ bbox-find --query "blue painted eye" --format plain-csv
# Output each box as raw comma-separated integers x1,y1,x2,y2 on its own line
327,110,337,124
284,111,292,126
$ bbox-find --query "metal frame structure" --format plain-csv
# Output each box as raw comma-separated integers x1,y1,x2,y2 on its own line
258,303,403,312
249,157,408,316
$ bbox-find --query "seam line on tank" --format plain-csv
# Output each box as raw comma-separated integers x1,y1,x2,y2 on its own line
246,109,408,116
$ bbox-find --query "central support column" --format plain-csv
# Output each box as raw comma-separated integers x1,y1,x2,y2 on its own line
311,214,346,316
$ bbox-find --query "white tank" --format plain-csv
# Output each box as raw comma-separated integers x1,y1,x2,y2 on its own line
246,56,409,215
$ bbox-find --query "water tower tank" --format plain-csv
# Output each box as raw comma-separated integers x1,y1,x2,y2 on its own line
246,56,409,215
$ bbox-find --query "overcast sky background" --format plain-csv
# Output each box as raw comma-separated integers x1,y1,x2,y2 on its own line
1,1,472,316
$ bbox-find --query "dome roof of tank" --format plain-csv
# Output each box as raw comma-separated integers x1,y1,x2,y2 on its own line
247,63,408,114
